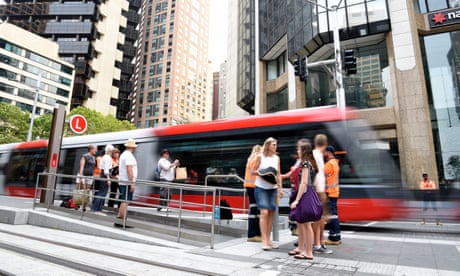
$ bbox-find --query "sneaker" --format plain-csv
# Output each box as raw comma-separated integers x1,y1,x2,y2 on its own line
247,236,262,242
94,211,107,216
324,239,342,246
314,245,333,254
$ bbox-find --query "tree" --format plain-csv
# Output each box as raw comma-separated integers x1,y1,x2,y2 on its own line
0,104,135,144
65,106,135,136
33,112,53,140
0,103,29,144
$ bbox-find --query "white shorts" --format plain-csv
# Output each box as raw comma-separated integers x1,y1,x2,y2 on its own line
77,174,93,185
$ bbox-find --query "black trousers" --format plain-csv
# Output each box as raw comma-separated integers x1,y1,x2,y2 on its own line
108,181,120,208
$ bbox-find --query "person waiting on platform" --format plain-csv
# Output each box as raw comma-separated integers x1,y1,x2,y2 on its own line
157,149,179,212
253,137,283,251
419,172,441,225
92,144,114,215
244,144,262,242
114,139,138,228
324,145,342,245
76,144,97,211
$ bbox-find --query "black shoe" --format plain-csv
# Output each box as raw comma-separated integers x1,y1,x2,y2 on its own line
294,241,298,247
114,222,123,228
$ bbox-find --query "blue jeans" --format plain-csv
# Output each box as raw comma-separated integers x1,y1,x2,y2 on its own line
92,173,109,212
246,187,261,238
254,187,277,211
327,197,341,241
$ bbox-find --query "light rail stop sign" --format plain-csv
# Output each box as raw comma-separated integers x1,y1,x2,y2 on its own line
69,114,87,134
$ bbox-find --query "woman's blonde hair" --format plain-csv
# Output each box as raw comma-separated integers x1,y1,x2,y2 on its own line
248,144,262,161
262,137,277,156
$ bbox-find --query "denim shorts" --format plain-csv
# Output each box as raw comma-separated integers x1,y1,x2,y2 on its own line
255,186,277,211
119,185,133,201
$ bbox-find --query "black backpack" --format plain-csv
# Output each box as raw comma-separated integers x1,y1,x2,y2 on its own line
219,199,233,220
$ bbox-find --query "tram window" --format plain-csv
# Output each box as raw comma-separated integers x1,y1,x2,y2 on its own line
6,150,46,187
157,120,401,190
60,148,86,184
157,123,327,189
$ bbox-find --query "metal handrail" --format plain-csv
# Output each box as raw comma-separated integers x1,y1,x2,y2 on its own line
204,174,247,217
33,172,222,248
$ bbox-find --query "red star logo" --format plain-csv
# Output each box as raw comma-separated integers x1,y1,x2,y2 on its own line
432,12,446,24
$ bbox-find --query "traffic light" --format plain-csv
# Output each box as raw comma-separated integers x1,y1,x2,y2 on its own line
294,58,308,81
300,57,308,81
294,58,302,77
343,49,357,75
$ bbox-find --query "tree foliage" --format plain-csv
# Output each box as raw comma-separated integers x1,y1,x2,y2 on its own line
0,103,29,144
65,106,135,136
0,104,135,144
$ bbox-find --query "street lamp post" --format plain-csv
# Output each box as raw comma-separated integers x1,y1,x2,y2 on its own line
26,75,41,142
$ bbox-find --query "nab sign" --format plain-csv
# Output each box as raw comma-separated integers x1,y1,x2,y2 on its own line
69,114,87,134
429,7,460,28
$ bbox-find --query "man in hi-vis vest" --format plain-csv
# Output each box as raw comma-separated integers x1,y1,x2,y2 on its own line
419,173,441,225
324,146,341,245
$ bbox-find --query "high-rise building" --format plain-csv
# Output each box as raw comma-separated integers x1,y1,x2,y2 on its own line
131,0,211,128
233,0,460,189
0,0,140,119
212,71,219,120
0,22,74,115
223,0,249,119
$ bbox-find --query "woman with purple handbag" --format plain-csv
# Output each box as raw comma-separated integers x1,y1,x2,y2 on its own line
288,140,322,260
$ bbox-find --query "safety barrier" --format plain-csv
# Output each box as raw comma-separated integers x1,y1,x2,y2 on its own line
32,172,248,249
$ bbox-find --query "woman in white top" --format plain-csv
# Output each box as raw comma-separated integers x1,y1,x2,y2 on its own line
253,137,284,250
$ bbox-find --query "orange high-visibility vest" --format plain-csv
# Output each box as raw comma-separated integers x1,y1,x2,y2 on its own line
325,158,340,198
244,158,257,188
93,156,102,177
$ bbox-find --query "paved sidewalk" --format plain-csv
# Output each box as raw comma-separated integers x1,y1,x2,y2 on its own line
0,219,459,275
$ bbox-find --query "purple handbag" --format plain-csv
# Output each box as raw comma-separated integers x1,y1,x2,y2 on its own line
289,186,323,223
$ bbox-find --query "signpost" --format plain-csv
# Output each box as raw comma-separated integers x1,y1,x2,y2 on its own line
41,105,66,204
69,114,87,134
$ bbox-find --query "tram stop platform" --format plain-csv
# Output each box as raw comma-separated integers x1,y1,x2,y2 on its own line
0,196,459,275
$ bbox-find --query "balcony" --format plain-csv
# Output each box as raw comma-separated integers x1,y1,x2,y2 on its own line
126,10,140,25
72,83,91,99
123,43,136,58
75,60,92,78
129,0,141,11
125,26,137,41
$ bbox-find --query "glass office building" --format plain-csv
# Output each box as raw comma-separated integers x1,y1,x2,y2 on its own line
232,0,460,188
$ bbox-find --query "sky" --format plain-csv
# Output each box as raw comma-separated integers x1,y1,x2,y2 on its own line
208,0,228,72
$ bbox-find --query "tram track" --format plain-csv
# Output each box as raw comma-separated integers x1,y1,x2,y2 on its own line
0,228,224,276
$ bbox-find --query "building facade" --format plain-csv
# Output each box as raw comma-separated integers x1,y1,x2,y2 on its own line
0,22,74,115
0,0,140,119
212,71,219,120
237,0,460,189
224,0,250,119
131,0,211,127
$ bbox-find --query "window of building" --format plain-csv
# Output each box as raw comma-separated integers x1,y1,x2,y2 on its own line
267,87,288,113
266,52,287,81
0,39,23,56
422,30,460,188
305,40,392,109
414,0,460,12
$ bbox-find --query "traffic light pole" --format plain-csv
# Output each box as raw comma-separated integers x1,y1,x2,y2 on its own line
332,5,345,110
303,0,345,110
